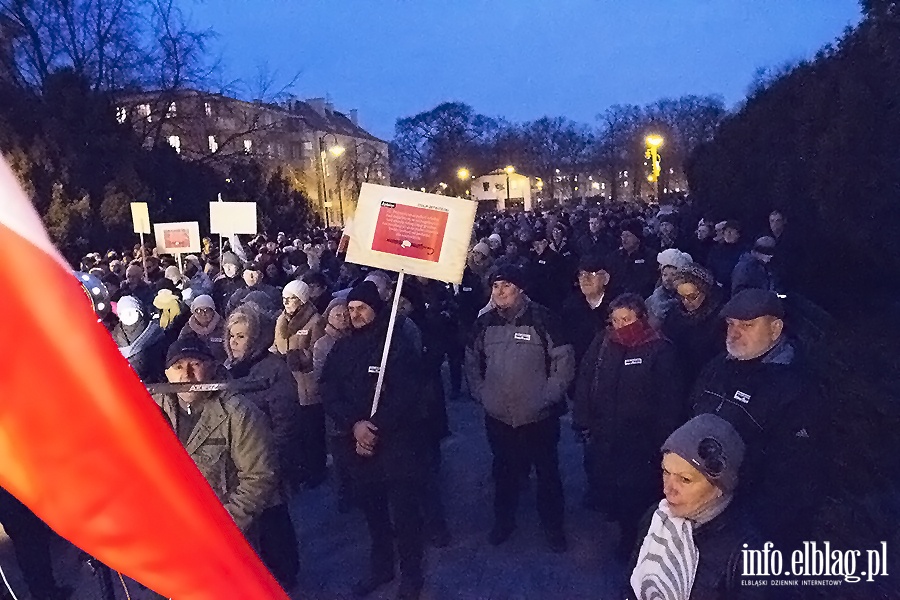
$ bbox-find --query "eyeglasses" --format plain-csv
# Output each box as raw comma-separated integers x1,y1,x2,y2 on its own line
578,271,604,280
697,437,726,478
678,290,703,302
283,296,300,303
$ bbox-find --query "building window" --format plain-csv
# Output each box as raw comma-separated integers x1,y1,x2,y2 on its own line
290,143,302,159
204,102,212,117
624,181,629,188
601,182,606,190
168,135,181,154
138,104,151,121
167,102,177,118
243,139,253,154
482,182,490,192
303,141,313,153
116,106,127,124
623,170,628,178
208,135,218,153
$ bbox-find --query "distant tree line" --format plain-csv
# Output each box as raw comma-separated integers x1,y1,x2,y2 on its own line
0,0,314,262
687,0,900,303
389,96,726,201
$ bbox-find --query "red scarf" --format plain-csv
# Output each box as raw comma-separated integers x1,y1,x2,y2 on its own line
609,319,662,348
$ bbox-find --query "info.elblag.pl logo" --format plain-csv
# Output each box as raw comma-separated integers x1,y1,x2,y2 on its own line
741,541,889,587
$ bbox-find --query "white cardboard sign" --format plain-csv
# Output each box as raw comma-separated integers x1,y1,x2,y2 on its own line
209,201,257,235
346,184,477,284
130,202,150,234
153,221,201,255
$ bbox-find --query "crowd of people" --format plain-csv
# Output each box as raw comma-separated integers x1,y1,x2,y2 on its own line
4,194,819,600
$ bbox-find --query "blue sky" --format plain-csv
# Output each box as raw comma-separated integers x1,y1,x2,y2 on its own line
190,0,862,139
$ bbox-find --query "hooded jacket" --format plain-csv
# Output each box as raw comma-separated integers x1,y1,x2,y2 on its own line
153,391,279,531
466,299,575,428
212,274,245,314
179,312,228,363
225,306,304,487
274,302,326,405
110,318,167,383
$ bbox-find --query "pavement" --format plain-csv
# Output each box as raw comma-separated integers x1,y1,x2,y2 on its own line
0,394,630,600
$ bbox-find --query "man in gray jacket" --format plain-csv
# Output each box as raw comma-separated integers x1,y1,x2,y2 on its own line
465,265,575,552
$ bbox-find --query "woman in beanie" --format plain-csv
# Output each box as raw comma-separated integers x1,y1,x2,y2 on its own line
627,414,762,600
573,293,683,555
662,264,726,389
179,294,227,363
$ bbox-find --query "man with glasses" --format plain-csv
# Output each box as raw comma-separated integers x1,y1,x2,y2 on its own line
561,254,613,366
689,288,820,549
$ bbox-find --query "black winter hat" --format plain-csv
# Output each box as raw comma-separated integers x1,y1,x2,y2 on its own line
621,218,645,239
489,264,528,291
165,334,215,368
347,281,385,314
578,253,609,274
720,289,784,320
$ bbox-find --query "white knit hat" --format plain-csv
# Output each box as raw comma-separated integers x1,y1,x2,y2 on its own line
282,280,310,304
657,249,693,269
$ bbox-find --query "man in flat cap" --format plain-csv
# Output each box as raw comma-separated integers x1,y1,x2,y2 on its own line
689,289,821,549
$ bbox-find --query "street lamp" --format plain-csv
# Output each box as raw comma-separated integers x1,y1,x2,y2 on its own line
319,134,346,228
645,134,663,200
457,168,470,180
504,165,515,208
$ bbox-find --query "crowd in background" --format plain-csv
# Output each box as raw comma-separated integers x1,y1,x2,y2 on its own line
4,193,818,600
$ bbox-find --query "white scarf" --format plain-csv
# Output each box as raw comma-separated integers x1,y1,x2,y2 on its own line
630,499,699,600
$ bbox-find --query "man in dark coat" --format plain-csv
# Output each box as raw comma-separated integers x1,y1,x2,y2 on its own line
526,233,567,313
574,212,611,259
607,219,658,298
561,253,612,367
706,220,745,291
690,289,821,549
110,295,167,383
212,251,245,314
320,281,428,600
730,236,778,296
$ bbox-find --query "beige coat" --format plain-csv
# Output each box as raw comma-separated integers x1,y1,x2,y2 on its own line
274,304,326,405
154,391,280,531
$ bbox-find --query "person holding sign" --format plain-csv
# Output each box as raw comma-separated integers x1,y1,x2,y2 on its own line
465,264,575,553
320,281,428,600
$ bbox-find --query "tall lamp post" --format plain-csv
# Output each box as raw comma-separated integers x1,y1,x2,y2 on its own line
457,167,470,197
318,133,345,228
645,134,663,200
504,165,515,208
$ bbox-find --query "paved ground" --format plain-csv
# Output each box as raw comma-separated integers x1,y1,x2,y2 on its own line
0,394,630,600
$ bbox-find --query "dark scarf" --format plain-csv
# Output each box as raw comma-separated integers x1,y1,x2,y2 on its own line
609,319,662,348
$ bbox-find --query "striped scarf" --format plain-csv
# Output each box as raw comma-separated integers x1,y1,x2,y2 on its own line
630,500,699,600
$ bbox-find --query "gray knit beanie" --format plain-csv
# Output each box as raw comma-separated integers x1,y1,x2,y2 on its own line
662,414,746,493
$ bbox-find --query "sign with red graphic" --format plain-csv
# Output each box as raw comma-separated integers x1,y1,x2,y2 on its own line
347,184,477,284
153,221,201,254
371,201,449,263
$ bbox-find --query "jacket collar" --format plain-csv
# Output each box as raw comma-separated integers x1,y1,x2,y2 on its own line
160,394,228,454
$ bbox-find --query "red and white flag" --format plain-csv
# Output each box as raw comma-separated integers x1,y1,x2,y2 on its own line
0,157,288,599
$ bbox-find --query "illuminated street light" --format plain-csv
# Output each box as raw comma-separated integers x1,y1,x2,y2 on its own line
645,134,664,148
457,168,470,180
504,165,515,174
504,165,515,207
329,144,345,157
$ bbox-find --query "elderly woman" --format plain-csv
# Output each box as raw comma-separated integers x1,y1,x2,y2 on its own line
179,294,227,363
662,264,726,389
574,293,684,556
628,414,763,600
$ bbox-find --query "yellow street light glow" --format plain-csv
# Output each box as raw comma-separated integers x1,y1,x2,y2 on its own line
457,168,470,180
504,165,515,174
646,134,663,148
329,145,345,157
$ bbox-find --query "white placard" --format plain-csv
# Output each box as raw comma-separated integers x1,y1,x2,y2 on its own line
130,202,150,234
153,221,201,255
209,202,257,235
346,184,477,284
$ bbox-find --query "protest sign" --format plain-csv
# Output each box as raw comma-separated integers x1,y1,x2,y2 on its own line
130,202,150,234
153,222,201,255
209,201,258,235
347,183,477,285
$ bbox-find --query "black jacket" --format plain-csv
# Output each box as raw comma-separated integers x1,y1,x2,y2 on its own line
574,332,684,496
212,275,245,314
526,248,567,313
320,313,428,483
626,502,766,600
662,293,726,392
560,292,611,366
690,339,821,546
706,242,745,290
607,246,659,298
457,265,490,330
